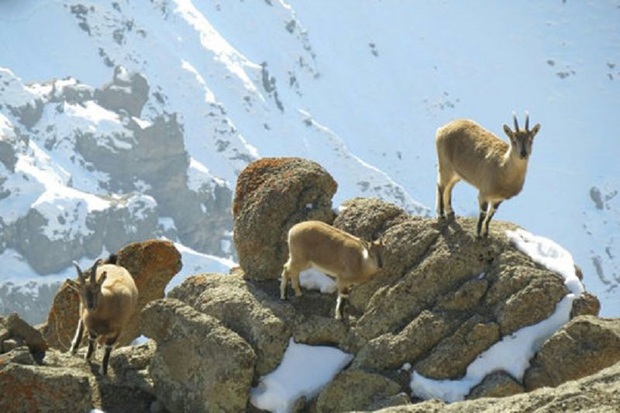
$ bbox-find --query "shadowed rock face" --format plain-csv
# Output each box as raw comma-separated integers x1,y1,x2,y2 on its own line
0,66,232,280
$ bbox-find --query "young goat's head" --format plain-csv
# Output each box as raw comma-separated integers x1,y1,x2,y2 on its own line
502,112,541,160
365,239,386,270
73,259,107,310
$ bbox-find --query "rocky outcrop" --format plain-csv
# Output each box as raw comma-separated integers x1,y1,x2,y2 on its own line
365,361,620,413
94,66,149,117
0,67,233,285
1,313,48,357
1,158,619,412
168,271,294,376
40,239,182,351
0,359,92,413
142,298,256,412
524,315,620,390
0,343,157,413
233,157,338,280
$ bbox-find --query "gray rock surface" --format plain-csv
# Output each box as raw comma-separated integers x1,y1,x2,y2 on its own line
142,298,256,413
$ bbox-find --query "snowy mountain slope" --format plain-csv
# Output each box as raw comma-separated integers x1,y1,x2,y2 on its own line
0,0,618,323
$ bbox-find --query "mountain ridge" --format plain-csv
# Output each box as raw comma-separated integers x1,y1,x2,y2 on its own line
0,0,618,323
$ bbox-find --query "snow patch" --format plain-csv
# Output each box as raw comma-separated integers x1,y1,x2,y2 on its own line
410,229,585,402
250,339,353,413
299,268,337,294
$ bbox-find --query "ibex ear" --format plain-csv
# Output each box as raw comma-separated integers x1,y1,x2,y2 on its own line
530,124,541,138
97,271,108,287
65,279,80,292
503,124,514,139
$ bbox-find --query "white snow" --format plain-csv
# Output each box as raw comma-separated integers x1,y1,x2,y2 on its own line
506,229,584,297
250,338,353,413
299,268,337,294
0,0,617,358
165,242,237,293
410,229,585,402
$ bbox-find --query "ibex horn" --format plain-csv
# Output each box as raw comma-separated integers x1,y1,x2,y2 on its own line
513,112,519,131
73,261,85,283
90,259,103,284
525,111,530,131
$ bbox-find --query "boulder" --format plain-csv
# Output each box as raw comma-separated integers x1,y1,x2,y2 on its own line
0,362,91,413
314,369,404,412
570,291,601,318
467,371,525,399
94,66,149,117
233,157,337,281
168,272,293,376
5,312,48,355
114,239,183,345
365,361,620,413
142,298,256,413
40,239,182,350
524,315,620,390
37,281,81,351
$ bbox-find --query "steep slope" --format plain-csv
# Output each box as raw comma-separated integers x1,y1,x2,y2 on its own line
0,0,619,322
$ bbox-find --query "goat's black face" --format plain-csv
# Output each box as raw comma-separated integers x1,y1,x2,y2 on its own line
84,287,98,310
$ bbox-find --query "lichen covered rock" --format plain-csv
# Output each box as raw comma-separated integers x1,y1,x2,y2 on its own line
233,157,337,281
142,298,256,413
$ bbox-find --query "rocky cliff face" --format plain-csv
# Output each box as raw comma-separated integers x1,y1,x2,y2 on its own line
0,67,233,325
1,158,619,412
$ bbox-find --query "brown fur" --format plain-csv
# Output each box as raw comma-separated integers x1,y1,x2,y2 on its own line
280,220,384,319
436,116,541,237
70,261,138,375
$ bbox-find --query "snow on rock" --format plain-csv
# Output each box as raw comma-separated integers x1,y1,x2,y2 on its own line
410,229,586,402
299,268,337,294
250,339,353,413
506,229,584,297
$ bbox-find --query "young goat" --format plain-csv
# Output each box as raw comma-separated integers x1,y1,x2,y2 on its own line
280,220,384,320
435,113,541,238
69,258,138,375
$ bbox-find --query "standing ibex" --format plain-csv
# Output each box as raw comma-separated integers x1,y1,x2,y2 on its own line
69,258,138,375
280,220,384,320
436,113,541,237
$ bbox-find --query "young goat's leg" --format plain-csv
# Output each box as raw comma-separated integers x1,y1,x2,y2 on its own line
482,201,502,237
476,198,489,238
70,318,84,354
436,183,445,218
85,331,97,361
291,268,303,298
443,179,458,219
280,263,290,300
334,285,351,320
100,335,118,375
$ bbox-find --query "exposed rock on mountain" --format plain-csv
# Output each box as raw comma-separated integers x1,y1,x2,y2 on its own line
1,158,619,412
41,239,181,351
0,66,232,276
142,298,256,413
366,361,620,413
168,271,295,376
233,157,337,281
524,315,620,390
